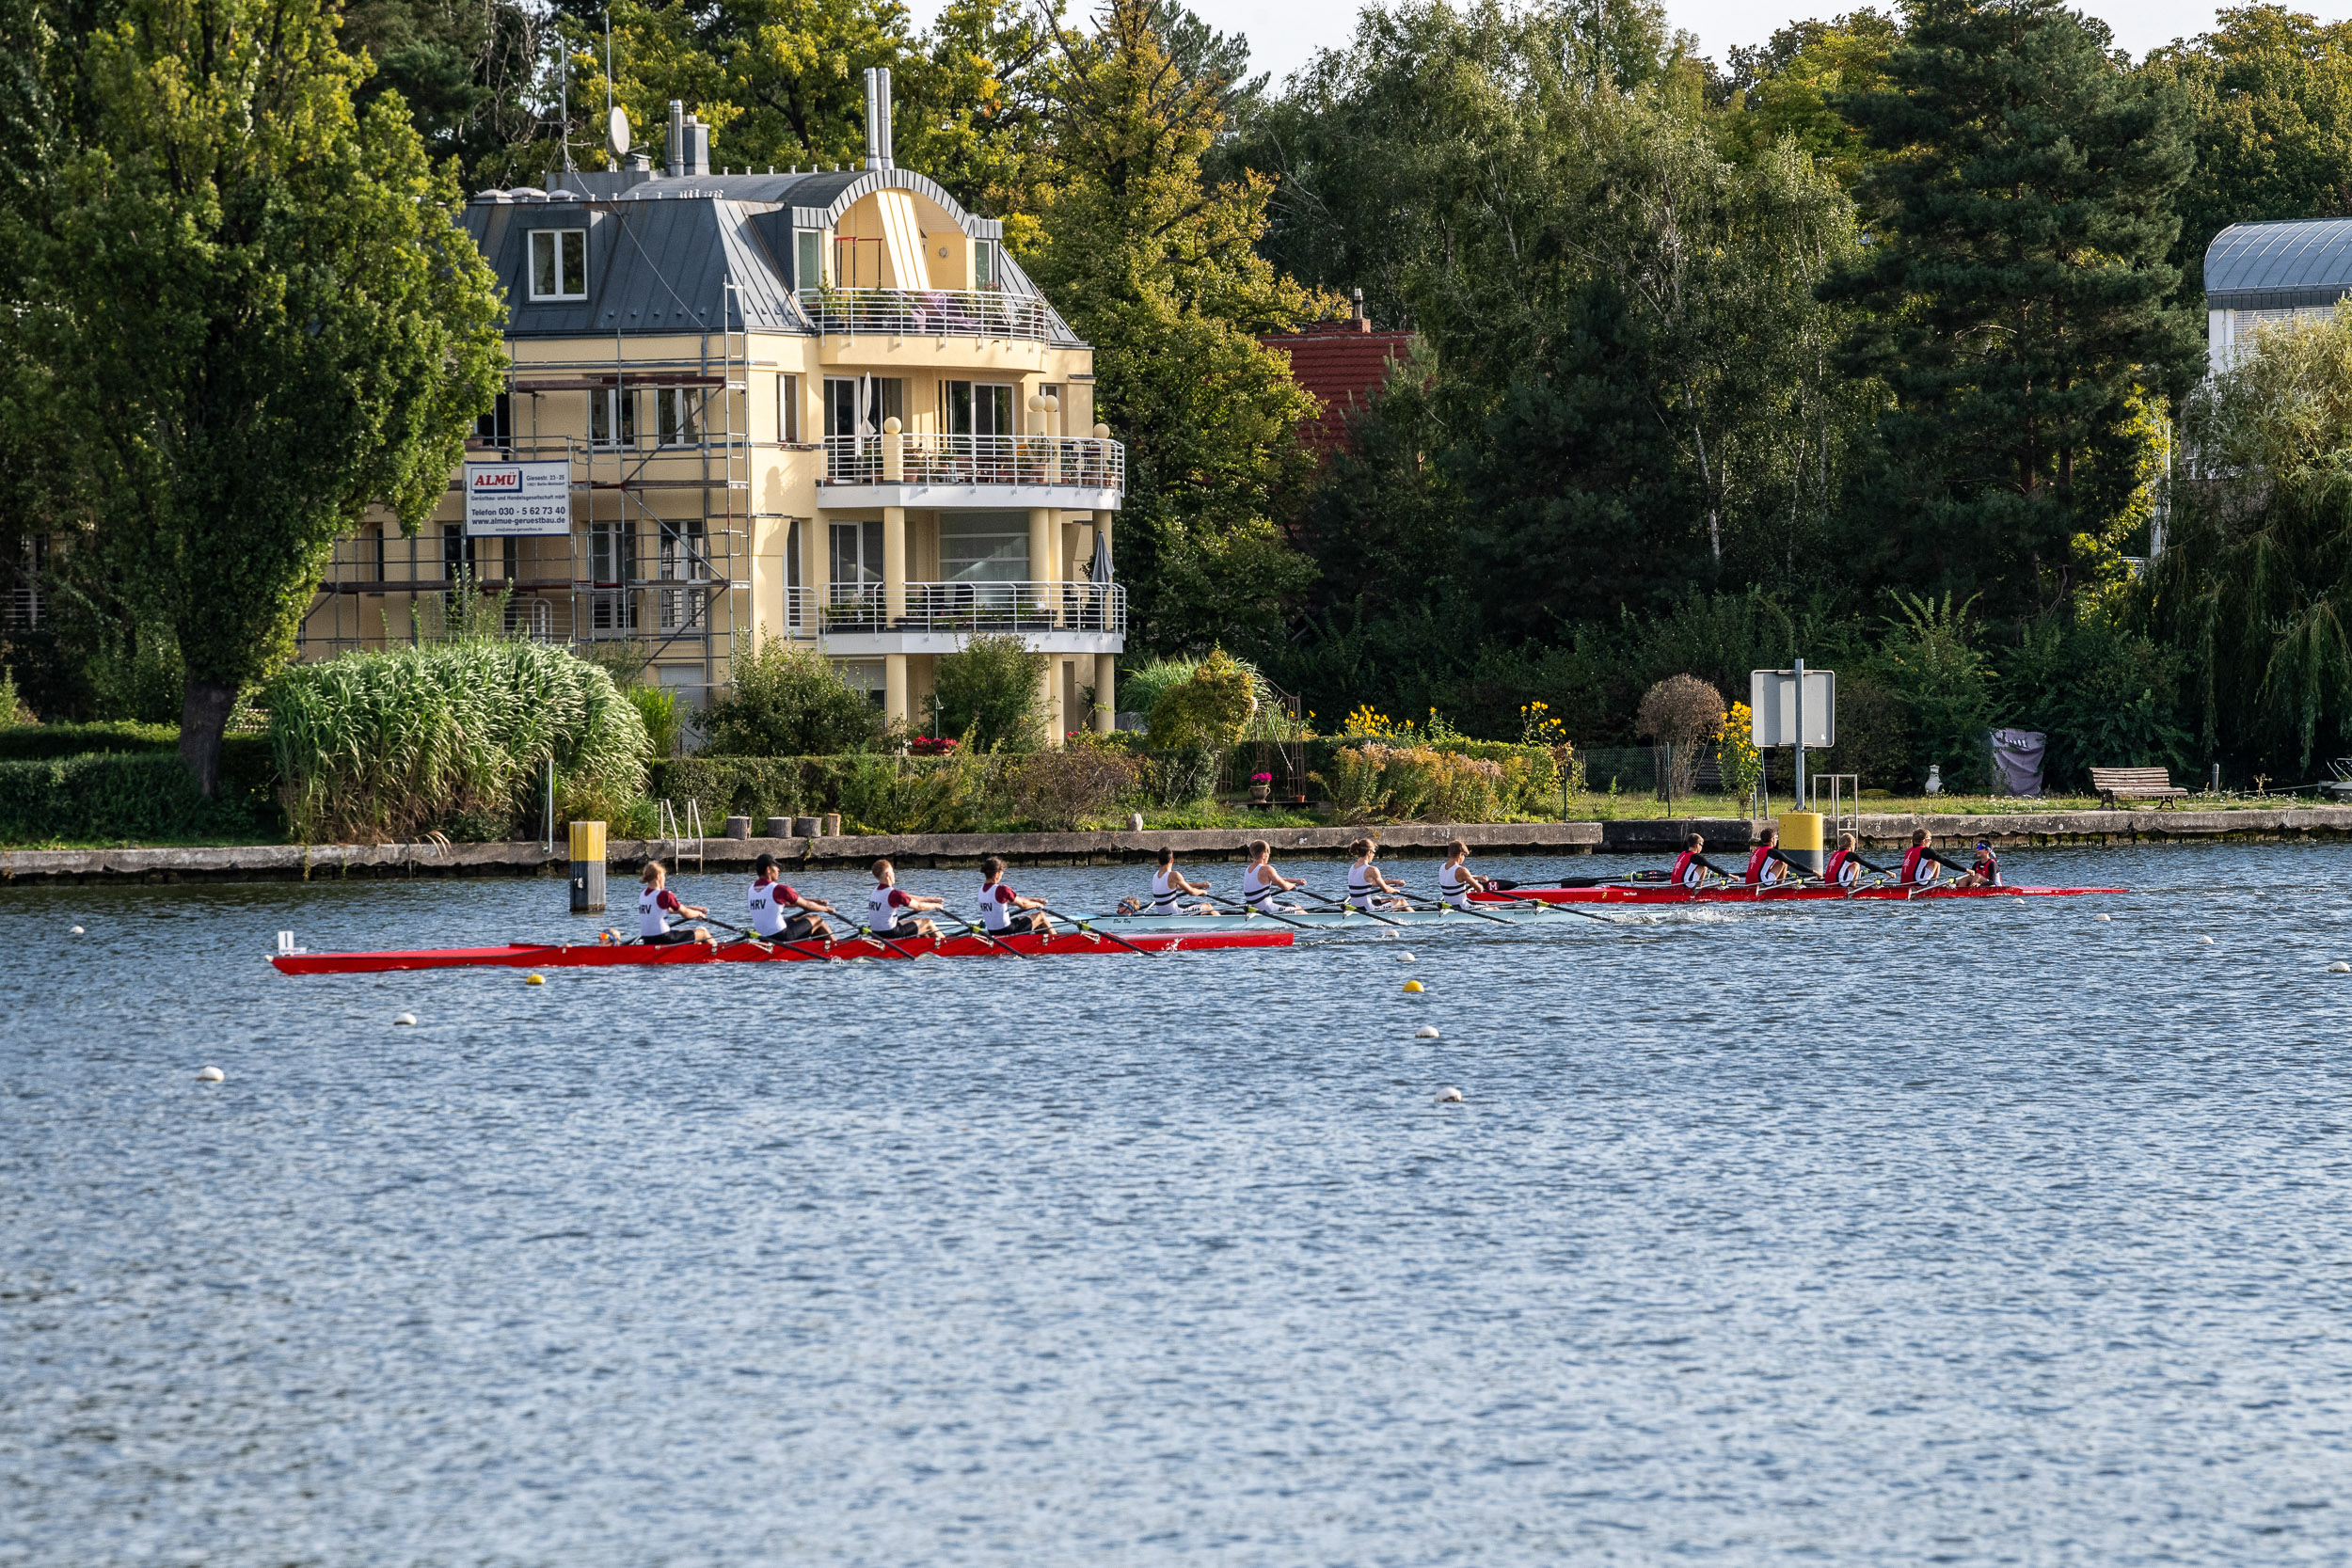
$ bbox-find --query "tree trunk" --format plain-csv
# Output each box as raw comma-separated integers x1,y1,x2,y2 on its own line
179,679,238,799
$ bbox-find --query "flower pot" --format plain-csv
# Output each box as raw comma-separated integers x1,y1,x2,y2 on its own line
1248,784,1270,803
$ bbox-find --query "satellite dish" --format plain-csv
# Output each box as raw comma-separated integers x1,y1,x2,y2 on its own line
607,107,630,159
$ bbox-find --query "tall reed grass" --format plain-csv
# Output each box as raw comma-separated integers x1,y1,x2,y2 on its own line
267,642,649,842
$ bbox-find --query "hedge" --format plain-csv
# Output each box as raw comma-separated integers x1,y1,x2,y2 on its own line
0,721,181,762
0,736,278,844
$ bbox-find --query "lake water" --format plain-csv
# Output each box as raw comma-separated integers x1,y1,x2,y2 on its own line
6,844,2352,1565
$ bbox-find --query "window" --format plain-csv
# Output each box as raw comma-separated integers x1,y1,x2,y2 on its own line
440,522,476,582
940,514,1028,583
786,518,807,630
529,229,587,301
822,376,902,478
942,381,1015,436
796,230,822,289
831,518,885,591
777,374,800,443
656,388,702,447
590,387,636,449
501,536,519,581
974,239,997,291
659,518,708,631
371,525,387,585
834,235,882,289
590,519,637,631
475,393,511,447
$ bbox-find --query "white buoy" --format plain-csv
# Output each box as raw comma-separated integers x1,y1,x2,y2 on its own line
70,926,84,935
1395,952,1416,963
393,1012,418,1025
2199,936,2215,944
2094,913,2112,922
195,1066,223,1083
1435,1085,1462,1103
2331,963,2350,974
1416,1024,1441,1039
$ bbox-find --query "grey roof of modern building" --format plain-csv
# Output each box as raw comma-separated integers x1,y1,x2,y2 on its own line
2205,219,2352,310
463,165,1080,344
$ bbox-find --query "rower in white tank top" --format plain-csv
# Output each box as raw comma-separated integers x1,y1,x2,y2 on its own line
1437,863,1479,910
1143,853,1213,916
1343,840,1403,911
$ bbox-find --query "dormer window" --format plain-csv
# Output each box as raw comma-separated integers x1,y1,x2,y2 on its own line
974,239,997,290
530,229,587,301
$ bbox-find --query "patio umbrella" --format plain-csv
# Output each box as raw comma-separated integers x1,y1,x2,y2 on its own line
1088,530,1113,584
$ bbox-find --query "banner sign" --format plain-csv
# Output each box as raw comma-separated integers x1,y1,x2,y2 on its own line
463,461,572,536
1750,668,1836,748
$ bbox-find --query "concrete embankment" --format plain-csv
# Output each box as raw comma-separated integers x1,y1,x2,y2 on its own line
4,807,2348,883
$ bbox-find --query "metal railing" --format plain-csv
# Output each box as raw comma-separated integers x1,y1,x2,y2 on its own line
799,287,1053,341
822,433,1125,489
823,579,1125,635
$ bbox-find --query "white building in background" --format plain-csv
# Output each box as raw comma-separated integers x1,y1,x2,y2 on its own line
2205,218,2352,373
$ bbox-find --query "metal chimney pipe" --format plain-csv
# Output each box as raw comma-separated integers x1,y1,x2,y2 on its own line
863,70,883,169
878,67,893,167
668,100,685,178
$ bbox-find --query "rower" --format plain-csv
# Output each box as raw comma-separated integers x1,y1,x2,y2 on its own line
749,853,836,942
868,858,945,940
1898,829,1942,890
1742,826,1803,887
1344,839,1409,911
1669,832,1737,889
977,856,1055,937
1437,839,1487,910
1824,832,1869,890
1951,835,2003,889
1241,840,1307,915
637,861,715,945
1145,847,1217,917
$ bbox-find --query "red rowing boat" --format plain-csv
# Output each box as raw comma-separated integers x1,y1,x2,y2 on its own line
1473,882,2122,906
271,927,1294,974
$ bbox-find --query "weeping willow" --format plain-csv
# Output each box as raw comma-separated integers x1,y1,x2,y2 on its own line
266,641,649,842
2143,305,2352,772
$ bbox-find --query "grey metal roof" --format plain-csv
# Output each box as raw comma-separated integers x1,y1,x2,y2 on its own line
463,166,1079,343
2205,220,2352,309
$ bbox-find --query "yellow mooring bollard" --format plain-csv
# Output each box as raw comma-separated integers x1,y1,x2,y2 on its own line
1777,810,1825,877
569,819,608,913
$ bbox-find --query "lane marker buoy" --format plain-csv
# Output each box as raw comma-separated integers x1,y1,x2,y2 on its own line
70,926,84,935
196,1066,224,1083
2199,936,2214,944
1396,952,1415,963
1402,979,1424,993
1435,1085,1462,1102
2331,963,2350,974
2095,914,2112,922
1416,1024,1441,1039
394,1012,418,1025
525,974,546,985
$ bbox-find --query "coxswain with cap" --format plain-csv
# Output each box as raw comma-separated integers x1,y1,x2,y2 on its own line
1950,836,2003,888
637,861,715,945
867,858,945,940
748,853,837,942
977,856,1055,937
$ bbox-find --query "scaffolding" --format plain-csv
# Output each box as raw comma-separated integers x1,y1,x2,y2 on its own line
299,291,757,702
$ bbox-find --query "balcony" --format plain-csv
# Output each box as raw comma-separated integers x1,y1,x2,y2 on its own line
815,579,1125,656
818,433,1124,510
800,287,1053,342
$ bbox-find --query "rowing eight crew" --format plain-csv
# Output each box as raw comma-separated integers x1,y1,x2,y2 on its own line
1669,828,2002,891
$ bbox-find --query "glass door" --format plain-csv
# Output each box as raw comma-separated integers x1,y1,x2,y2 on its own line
590,519,636,632
658,517,707,631
829,519,885,626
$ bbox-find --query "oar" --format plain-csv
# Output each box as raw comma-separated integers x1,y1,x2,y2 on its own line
1390,884,1517,925
1454,888,1615,924
1202,894,1318,932
1031,904,1166,958
1293,885,1409,928
698,913,841,963
940,911,1038,959
855,923,935,960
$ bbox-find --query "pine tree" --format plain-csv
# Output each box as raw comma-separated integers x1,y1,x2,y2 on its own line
1826,0,2199,612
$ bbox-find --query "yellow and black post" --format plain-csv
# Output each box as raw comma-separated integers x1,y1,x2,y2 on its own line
569,819,608,912
1778,811,1825,876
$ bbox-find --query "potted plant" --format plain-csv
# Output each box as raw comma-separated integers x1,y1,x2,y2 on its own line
1248,770,1273,804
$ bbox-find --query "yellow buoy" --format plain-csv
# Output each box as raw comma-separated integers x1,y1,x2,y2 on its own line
1403,979,1424,993
525,973,546,985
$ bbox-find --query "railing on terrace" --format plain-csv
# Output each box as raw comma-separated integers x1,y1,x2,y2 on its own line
822,433,1125,490
799,287,1053,341
823,579,1125,636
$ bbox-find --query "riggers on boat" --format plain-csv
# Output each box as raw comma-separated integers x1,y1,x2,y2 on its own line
272,927,1293,974
1472,882,2122,906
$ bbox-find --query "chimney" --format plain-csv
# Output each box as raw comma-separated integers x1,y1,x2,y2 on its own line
1352,286,1368,333
668,101,684,177
685,118,708,177
864,67,894,170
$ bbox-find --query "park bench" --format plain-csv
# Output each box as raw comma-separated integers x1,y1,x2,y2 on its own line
2089,766,2188,807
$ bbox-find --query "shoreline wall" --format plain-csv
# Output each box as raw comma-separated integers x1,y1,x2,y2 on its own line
7,807,2352,882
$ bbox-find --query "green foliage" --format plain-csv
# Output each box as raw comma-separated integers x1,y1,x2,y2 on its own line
1145,646,1253,751
0,721,178,761
1117,657,1202,722
266,642,647,842
1998,615,2189,788
0,739,276,845
1874,592,1995,788
699,636,878,757
628,683,684,760
1009,743,1142,830
933,634,1046,751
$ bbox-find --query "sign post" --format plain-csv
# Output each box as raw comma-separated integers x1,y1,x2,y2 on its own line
1751,663,1837,872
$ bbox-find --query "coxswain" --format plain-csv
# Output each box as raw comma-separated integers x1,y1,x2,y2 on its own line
748,853,836,942
637,861,714,945
1437,840,1488,910
1240,840,1307,915
867,858,945,940
1145,846,1217,916
1344,839,1410,911
1898,829,1942,890
1741,826,1804,887
1951,835,2003,888
1668,832,1737,890
977,856,1055,937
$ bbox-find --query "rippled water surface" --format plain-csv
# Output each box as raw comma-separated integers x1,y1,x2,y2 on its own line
8,844,2352,1565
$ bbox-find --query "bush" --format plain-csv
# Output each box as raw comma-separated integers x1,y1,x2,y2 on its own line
935,634,1047,751
1875,592,1995,790
1998,617,2189,790
628,683,684,759
1118,657,1200,724
1310,739,1564,823
699,637,877,756
267,642,647,843
1009,744,1142,830
1808,676,1910,791
0,721,180,761
0,739,276,845
1148,648,1255,751
1636,674,1724,799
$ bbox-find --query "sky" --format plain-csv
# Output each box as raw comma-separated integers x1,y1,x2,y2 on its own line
908,0,2238,89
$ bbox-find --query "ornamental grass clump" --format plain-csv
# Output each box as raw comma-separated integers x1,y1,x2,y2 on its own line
267,642,648,842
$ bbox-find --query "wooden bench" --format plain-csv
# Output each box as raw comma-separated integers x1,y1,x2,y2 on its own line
2089,767,2188,807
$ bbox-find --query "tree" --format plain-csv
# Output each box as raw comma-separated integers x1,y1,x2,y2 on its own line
16,0,505,791
1826,0,2200,614
1715,8,1899,187
934,632,1046,750
700,634,878,753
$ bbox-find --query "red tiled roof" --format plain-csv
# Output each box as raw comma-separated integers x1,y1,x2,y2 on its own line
1259,321,1418,458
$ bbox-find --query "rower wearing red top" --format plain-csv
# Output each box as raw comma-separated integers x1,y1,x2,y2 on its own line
637,861,714,945
1898,829,1942,889
977,856,1056,937
1741,826,1802,887
867,858,945,940
1824,832,1871,889
1669,832,1736,889
1951,836,2002,889
749,853,837,942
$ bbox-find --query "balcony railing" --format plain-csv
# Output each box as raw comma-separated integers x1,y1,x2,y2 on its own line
799,287,1053,341
823,580,1125,636
822,434,1125,490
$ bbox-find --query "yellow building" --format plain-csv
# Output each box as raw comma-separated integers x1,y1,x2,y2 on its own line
301,71,1124,742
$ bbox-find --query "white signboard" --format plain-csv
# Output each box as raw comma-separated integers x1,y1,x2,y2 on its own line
463,460,572,536
1751,668,1836,748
